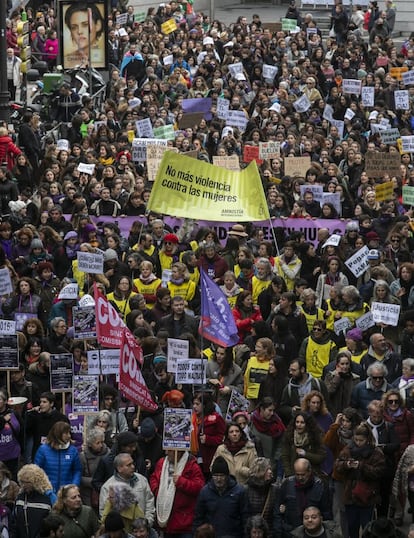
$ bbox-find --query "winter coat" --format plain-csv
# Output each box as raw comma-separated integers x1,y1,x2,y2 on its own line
0,135,21,170
232,306,262,343
58,506,100,538
198,253,229,285
79,444,110,505
195,412,226,474
384,408,414,458
205,360,244,415
360,347,402,383
281,433,326,478
12,490,53,538
351,379,392,418
150,454,205,533
324,370,360,417
334,443,386,505
92,445,146,491
274,474,332,536
246,478,279,531
279,375,329,425
211,441,257,485
34,443,82,493
193,476,249,537
291,520,342,538
25,409,70,457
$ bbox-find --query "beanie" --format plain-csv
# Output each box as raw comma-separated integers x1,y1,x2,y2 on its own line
105,511,125,531
31,238,44,250
117,431,138,447
140,417,157,438
211,456,230,475
163,233,179,244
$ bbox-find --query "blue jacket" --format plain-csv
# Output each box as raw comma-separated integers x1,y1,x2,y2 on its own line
351,379,392,418
193,476,248,537
34,443,82,493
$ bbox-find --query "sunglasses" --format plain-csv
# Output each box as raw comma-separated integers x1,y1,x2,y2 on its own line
372,376,384,381
313,327,323,332
388,399,399,404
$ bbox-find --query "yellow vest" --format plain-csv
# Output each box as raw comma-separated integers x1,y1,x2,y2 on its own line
341,303,370,327
132,278,161,308
325,299,340,331
306,337,337,379
300,307,326,334
252,276,271,305
167,280,196,302
339,346,367,364
244,356,270,399
106,292,137,321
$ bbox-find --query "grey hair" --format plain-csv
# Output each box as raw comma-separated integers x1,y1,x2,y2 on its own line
50,317,66,331
341,285,360,303
114,453,131,471
249,457,272,480
403,358,414,371
86,427,105,447
367,361,388,377
107,482,139,512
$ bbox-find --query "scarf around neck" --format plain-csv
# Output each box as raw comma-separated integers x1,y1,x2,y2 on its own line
156,451,189,527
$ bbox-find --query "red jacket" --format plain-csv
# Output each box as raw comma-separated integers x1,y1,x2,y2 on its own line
150,454,205,533
232,306,263,343
0,136,21,170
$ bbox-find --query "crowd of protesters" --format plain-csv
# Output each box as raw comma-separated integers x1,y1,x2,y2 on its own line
1,0,414,536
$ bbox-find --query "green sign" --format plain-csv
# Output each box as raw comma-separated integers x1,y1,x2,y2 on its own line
153,124,175,140
402,185,414,206
281,18,297,31
134,12,146,22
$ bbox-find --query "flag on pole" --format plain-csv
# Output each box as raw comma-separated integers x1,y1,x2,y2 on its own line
199,269,239,347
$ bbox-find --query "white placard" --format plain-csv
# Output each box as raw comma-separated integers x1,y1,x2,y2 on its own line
345,245,370,278
58,283,79,300
371,302,401,326
100,349,120,374
78,163,95,175
228,62,243,78
342,79,362,95
322,234,342,248
334,317,352,335
344,108,355,121
394,90,410,110
402,70,414,86
0,319,16,335
321,192,341,216
355,311,375,331
380,128,400,145
259,141,281,160
300,184,324,203
77,251,104,274
136,118,154,138
132,138,168,162
56,139,69,151
262,64,278,81
163,54,173,66
79,294,95,307
293,94,311,113
401,136,414,153
167,338,189,374
175,358,206,384
361,87,375,107
128,98,141,109
379,118,390,128
87,350,101,375
0,267,13,296
217,97,230,120
323,104,334,122
117,13,128,25
226,110,248,132
330,119,345,139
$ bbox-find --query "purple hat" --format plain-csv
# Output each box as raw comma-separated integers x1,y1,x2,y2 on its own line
346,328,363,341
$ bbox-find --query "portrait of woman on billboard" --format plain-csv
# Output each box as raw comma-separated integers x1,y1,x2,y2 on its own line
62,2,106,69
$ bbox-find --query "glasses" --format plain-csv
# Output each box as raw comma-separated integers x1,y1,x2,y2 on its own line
313,327,323,332
391,239,400,243
372,376,384,380
388,399,399,404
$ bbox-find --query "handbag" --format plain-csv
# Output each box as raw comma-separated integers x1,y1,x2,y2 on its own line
352,480,377,506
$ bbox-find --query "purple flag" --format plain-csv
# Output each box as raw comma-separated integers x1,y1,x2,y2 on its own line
199,269,239,347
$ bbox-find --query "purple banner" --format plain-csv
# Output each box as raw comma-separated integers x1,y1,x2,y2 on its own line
199,269,239,348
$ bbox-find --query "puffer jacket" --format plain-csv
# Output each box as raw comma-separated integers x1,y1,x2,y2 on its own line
34,442,82,493
210,441,257,485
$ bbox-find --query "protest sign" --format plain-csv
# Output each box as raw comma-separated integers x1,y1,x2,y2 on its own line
176,359,206,384
401,136,414,153
361,86,375,107
262,64,278,81
95,283,125,348
330,119,345,139
147,145,178,182
345,246,370,278
132,138,168,162
380,128,400,145
77,251,104,274
402,185,414,205
375,182,394,202
259,141,280,160
212,155,240,170
87,350,101,375
344,108,355,121
56,139,69,151
281,18,297,31
100,349,120,375
243,145,261,164
226,110,248,131
136,118,153,138
365,153,401,177
402,70,414,86
300,184,324,204
390,66,408,81
284,156,311,178
134,12,146,22
334,317,352,336
228,62,244,78
73,375,99,413
217,97,230,120
0,335,19,370
262,22,282,33
0,319,16,335
321,193,341,216
323,104,334,122
50,353,73,392
78,163,95,175
322,234,342,248
161,19,177,34
120,328,157,411
167,338,189,374
371,302,401,326
147,152,270,222
73,306,96,339
355,311,375,331
163,408,192,450
153,125,175,140
182,98,212,120
226,390,250,422
342,79,362,95
394,90,410,110
178,112,205,130
293,94,311,113
58,283,78,300
0,268,13,295
116,13,128,25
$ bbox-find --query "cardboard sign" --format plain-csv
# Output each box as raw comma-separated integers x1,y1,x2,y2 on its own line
323,104,334,122
371,302,401,326
217,97,230,120
293,94,311,113
402,70,414,86
100,348,120,375
322,234,342,248
228,62,244,78
73,375,99,413
50,353,73,392
87,350,101,375
380,128,400,145
262,22,282,33
284,156,311,178
58,283,78,300
212,155,240,171
243,145,261,164
342,79,362,95
163,408,192,450
167,338,189,374
403,185,414,206
334,317,352,335
132,138,168,162
175,359,206,384
147,145,179,182
56,139,69,151
375,182,394,202
226,110,248,131
401,136,414,153
77,251,104,274
259,141,280,160
330,119,345,139
281,18,297,31
262,64,278,81
0,319,16,335
78,163,95,175
365,152,401,177
226,389,249,422
355,311,375,331
178,112,205,130
345,246,370,278
300,184,324,204
153,124,175,140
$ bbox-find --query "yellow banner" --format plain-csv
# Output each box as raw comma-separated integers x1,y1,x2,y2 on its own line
147,153,270,222
161,19,177,34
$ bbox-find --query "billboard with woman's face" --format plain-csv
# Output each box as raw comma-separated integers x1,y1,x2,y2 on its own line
61,1,107,69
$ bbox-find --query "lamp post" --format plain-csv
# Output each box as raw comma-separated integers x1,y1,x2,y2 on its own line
0,2,10,122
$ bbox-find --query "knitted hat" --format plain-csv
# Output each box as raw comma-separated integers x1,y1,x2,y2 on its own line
163,233,179,244
211,456,230,475
105,511,125,531
30,238,44,250
117,431,138,448
346,328,363,342
161,390,184,407
64,231,78,242
104,248,118,261
140,417,157,438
